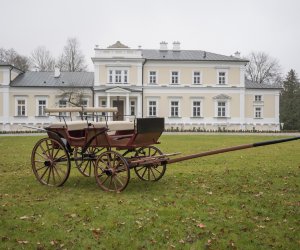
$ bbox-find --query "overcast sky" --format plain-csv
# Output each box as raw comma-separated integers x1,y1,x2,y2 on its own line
1,0,300,75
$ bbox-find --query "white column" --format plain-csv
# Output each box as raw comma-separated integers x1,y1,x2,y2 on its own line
106,94,111,121
125,94,130,121
137,94,142,118
94,94,99,107
2,86,10,125
275,92,280,128
106,94,110,107
239,89,245,129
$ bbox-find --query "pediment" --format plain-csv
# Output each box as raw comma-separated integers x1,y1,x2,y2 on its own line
213,94,231,100
105,87,131,94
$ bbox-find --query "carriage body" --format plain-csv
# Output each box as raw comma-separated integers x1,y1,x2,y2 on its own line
31,107,168,192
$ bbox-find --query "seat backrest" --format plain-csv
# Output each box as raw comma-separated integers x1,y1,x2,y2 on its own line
136,118,164,134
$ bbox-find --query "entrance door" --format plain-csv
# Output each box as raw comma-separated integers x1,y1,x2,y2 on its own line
113,100,124,121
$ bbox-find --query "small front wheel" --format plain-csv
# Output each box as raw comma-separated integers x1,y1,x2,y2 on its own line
74,146,105,177
31,138,71,187
134,146,166,181
94,151,130,192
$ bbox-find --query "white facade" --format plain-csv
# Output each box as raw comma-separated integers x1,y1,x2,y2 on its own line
0,42,281,131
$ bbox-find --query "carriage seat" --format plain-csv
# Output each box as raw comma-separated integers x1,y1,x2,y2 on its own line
92,121,134,131
47,120,134,131
47,121,93,131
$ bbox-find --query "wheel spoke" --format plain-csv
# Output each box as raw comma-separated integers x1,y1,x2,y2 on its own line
141,167,147,178
149,168,156,179
40,166,49,179
46,166,51,184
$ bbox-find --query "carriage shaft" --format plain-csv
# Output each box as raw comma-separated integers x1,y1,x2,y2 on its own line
166,136,300,164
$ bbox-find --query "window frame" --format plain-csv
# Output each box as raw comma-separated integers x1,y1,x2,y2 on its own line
107,69,130,84
217,101,226,117
148,99,158,117
58,99,67,116
192,100,202,117
170,71,180,85
169,99,180,117
130,100,136,116
15,96,27,117
148,71,157,85
36,97,48,117
254,106,263,118
254,95,262,102
193,71,202,85
217,70,228,85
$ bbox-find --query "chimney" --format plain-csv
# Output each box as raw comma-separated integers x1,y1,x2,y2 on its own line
234,51,241,58
54,67,60,78
172,41,181,51
159,41,168,51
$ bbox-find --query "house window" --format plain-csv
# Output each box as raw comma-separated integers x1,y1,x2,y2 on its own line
217,101,226,117
255,107,262,118
218,71,226,85
115,70,122,83
193,101,201,117
81,99,88,116
38,99,47,116
108,69,129,84
148,101,157,117
149,71,157,84
171,71,179,84
109,70,113,83
17,99,26,116
59,100,67,116
255,95,262,101
193,72,201,84
123,70,128,83
101,100,106,117
130,100,136,116
170,101,179,117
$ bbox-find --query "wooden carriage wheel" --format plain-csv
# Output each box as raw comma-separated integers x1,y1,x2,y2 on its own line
134,146,166,181
31,138,71,187
74,147,105,177
94,151,130,192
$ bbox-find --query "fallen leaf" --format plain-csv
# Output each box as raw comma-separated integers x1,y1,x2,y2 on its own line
197,223,206,228
20,216,30,220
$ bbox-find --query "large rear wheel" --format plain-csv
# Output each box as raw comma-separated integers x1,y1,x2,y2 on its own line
94,151,130,192
31,138,71,187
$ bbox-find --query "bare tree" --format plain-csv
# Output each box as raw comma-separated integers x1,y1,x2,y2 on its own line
0,48,31,71
245,52,282,85
58,87,87,107
57,38,87,72
30,46,55,71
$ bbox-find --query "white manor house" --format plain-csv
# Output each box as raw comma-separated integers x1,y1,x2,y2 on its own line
0,41,281,131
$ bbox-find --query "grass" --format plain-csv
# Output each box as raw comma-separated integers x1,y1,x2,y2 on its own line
0,134,299,249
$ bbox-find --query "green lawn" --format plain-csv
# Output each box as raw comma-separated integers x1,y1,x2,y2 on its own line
0,134,299,249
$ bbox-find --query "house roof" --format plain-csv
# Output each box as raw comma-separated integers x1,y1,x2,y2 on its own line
11,71,94,87
245,78,282,89
107,41,130,49
0,60,24,72
141,49,248,62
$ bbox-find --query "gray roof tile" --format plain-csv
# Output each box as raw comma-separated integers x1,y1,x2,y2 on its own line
245,78,282,89
141,49,248,62
11,71,93,87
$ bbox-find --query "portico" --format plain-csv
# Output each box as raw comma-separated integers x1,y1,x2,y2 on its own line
94,87,142,121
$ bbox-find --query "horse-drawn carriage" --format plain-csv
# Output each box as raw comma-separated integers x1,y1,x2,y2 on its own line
31,106,300,192
31,107,171,192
